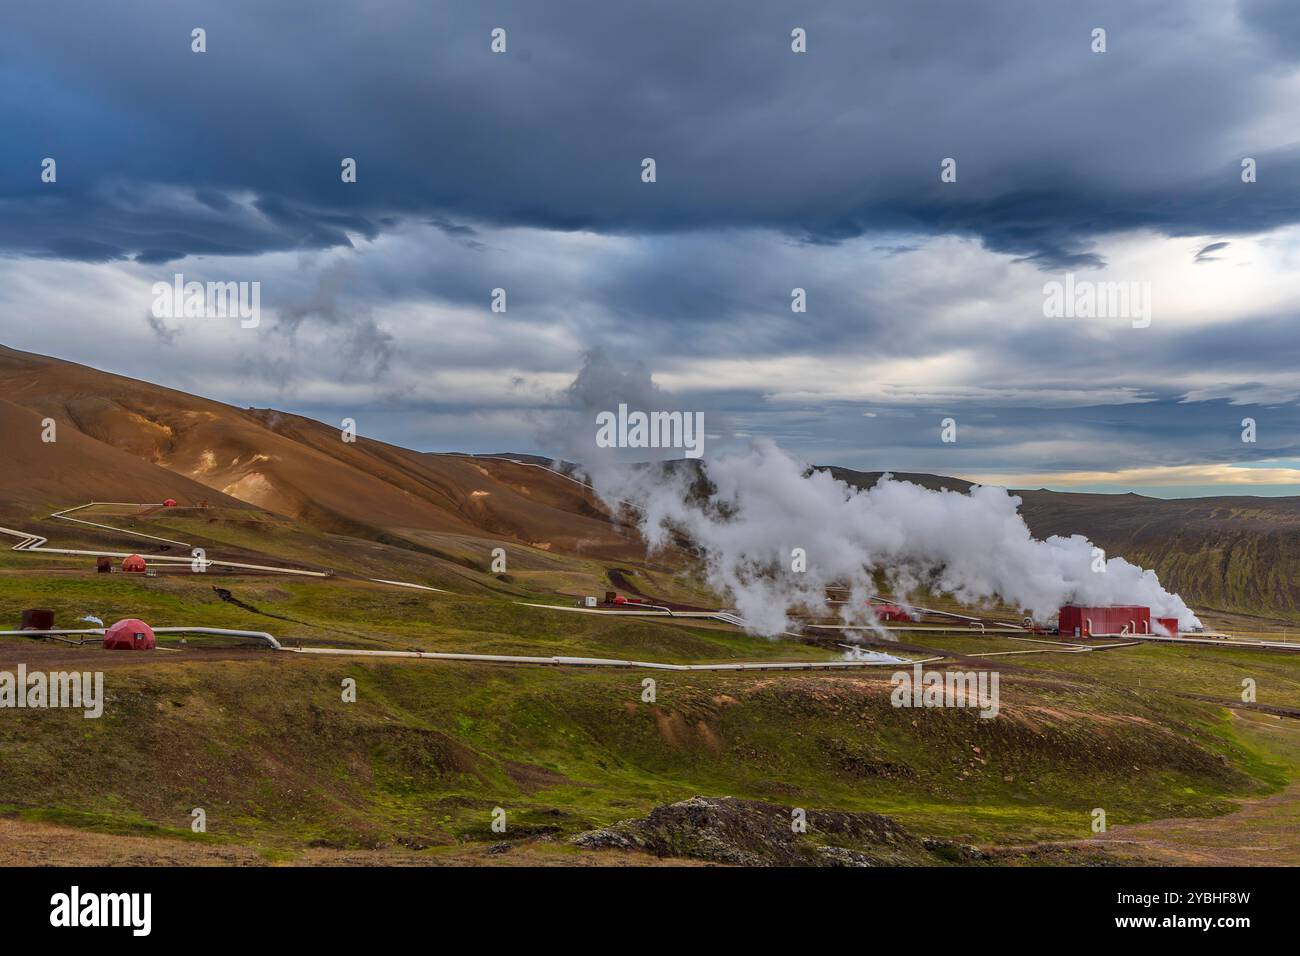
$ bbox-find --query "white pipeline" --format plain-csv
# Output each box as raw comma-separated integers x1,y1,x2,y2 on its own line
150,627,282,650
280,645,933,670
0,624,920,669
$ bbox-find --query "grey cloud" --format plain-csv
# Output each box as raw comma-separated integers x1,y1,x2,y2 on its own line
2,0,1297,492
1,1,1297,268
1239,0,1300,58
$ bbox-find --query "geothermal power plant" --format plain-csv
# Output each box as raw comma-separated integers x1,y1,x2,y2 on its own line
0,597,1235,658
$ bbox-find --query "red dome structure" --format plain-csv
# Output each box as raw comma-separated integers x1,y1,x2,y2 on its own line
103,618,156,650
163,498,178,507
121,554,147,573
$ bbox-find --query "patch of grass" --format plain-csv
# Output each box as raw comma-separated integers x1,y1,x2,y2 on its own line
1,805,221,843
2,647,1286,859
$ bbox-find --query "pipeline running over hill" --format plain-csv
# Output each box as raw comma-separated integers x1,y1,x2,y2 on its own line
1,503,446,595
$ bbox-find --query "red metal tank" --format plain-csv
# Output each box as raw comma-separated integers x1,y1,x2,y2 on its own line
103,618,156,650
121,554,147,573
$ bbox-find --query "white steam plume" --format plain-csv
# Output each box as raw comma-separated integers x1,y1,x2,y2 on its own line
591,439,1201,637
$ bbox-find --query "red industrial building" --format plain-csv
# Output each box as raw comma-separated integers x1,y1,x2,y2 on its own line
1155,616,1180,637
1058,604,1151,638
871,603,915,622
103,618,156,650
121,554,147,573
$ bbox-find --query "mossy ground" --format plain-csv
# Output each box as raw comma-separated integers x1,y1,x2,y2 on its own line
2,504,1299,864
1,639,1297,861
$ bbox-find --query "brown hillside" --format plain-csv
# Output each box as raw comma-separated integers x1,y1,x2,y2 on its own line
0,398,248,516
5,343,1297,617
0,345,635,557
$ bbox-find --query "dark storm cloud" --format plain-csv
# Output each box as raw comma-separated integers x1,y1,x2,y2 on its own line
3,0,1298,491
1238,0,1300,58
1,0,1297,266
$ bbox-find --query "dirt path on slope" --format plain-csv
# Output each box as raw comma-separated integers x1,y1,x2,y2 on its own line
1076,781,1300,866
998,713,1300,866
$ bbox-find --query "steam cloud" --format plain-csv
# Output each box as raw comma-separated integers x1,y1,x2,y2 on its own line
590,439,1202,637
550,350,1201,638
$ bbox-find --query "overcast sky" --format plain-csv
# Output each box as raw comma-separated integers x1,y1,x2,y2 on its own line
2,0,1299,496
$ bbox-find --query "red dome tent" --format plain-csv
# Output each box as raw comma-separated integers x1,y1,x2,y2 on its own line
121,554,147,573
103,618,156,650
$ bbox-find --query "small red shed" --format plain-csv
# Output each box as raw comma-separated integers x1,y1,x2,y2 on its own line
20,609,55,631
163,498,178,507
121,554,147,573
1155,616,1180,637
1058,605,1151,638
103,618,156,650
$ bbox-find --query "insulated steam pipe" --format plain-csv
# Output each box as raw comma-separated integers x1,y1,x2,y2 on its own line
149,627,282,650
0,626,281,649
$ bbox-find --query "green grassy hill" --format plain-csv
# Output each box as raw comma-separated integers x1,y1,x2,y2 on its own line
2,642,1295,862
